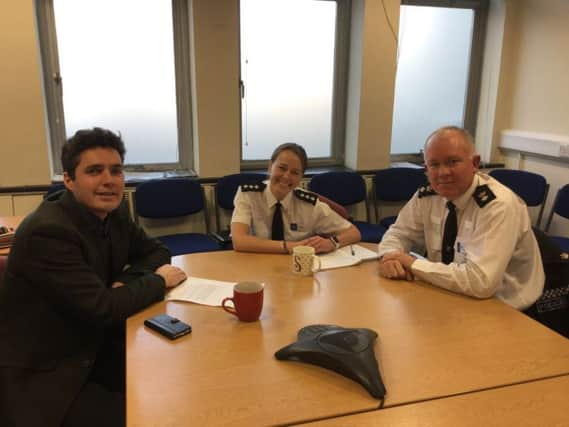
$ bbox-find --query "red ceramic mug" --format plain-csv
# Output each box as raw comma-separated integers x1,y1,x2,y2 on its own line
221,281,264,322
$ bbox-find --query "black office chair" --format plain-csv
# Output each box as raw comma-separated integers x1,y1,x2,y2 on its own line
489,169,549,227
308,171,386,243
372,167,427,229
134,178,222,256
544,184,569,252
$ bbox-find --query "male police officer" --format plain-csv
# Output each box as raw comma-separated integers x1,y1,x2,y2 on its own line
378,126,544,310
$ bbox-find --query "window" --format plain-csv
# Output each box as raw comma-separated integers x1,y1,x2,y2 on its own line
36,0,192,173
391,0,488,155
240,0,350,167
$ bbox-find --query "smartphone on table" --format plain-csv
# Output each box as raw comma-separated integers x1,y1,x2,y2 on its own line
144,314,192,340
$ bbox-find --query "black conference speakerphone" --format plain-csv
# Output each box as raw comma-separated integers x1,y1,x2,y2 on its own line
275,324,386,399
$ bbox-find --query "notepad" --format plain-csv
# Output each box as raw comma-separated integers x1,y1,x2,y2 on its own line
319,244,379,270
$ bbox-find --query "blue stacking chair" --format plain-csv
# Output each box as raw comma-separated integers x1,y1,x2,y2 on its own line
489,169,549,227
214,172,267,233
308,171,386,243
373,167,427,229
134,178,222,256
544,184,569,252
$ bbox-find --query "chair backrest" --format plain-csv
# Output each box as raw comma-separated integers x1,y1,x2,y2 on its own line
316,194,350,220
545,183,569,231
215,173,267,210
372,167,427,222
44,183,66,199
214,173,267,231
308,171,369,222
134,178,210,232
489,169,549,227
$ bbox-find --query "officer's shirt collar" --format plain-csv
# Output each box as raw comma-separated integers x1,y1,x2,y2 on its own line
265,182,294,210
446,173,480,211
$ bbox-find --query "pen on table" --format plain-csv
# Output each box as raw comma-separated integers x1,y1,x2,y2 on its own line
350,245,355,256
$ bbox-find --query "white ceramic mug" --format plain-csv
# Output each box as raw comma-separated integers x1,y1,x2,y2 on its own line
292,246,321,276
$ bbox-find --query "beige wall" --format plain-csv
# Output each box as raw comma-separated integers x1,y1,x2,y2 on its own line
492,0,569,142
190,0,241,178
345,0,398,170
0,2,51,187
507,0,569,135
490,0,569,237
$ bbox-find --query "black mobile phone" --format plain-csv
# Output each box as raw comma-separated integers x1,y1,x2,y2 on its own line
144,314,192,340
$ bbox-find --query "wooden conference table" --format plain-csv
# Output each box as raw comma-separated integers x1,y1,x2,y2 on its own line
126,247,569,426
305,375,569,426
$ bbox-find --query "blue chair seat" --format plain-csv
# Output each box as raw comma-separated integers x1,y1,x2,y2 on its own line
354,221,387,244
158,233,223,256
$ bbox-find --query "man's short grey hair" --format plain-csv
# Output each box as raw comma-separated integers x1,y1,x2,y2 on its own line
424,126,475,155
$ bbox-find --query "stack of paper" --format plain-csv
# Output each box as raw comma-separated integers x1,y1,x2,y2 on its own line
319,244,378,271
166,276,236,306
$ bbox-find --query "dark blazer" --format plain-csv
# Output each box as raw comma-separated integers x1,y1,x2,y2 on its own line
0,190,170,427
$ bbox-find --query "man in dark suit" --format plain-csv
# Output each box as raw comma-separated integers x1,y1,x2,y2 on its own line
0,128,186,427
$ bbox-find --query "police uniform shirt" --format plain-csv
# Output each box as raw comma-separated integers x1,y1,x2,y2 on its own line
231,182,352,241
378,172,544,310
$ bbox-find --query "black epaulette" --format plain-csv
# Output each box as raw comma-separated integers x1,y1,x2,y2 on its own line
240,182,266,192
473,184,496,207
293,188,318,205
417,184,437,198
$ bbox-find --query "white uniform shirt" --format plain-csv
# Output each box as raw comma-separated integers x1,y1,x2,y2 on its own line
231,182,352,241
378,173,544,310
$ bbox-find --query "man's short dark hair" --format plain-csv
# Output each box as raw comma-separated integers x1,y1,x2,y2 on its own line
270,142,308,173
62,128,126,179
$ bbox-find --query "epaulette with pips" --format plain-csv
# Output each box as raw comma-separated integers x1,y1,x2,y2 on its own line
293,188,318,205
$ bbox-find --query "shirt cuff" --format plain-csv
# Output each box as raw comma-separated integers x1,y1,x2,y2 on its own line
411,258,435,274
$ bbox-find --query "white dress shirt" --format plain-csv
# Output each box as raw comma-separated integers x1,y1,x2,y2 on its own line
378,173,544,310
231,182,352,241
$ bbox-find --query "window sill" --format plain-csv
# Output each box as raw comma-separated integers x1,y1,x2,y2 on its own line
51,170,197,186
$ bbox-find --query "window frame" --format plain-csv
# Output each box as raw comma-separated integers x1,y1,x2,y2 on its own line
35,0,194,174
239,0,351,170
392,0,489,159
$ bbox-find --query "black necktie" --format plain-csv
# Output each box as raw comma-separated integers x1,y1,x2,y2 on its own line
442,201,457,264
271,202,284,240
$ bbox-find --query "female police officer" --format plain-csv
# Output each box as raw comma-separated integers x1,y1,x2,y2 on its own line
231,143,361,254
